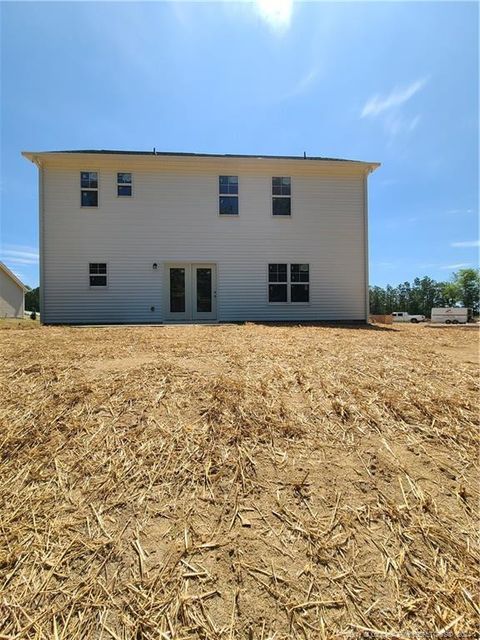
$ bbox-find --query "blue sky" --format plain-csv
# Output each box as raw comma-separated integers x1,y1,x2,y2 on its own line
1,0,478,288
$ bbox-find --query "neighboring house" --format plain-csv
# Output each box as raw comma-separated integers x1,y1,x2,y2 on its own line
0,261,27,318
22,150,380,324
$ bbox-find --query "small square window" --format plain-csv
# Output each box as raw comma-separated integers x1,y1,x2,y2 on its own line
291,284,309,303
219,196,239,215
272,177,291,196
269,284,288,303
273,197,291,216
90,275,107,286
81,172,98,189
118,185,132,197
81,190,98,207
291,264,309,282
219,175,238,195
268,263,287,282
117,173,132,196
89,263,107,286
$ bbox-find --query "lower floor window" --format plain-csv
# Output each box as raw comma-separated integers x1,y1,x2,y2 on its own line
89,263,107,286
268,263,309,303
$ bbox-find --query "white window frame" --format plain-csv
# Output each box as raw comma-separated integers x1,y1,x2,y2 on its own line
218,175,239,216
80,171,99,208
267,263,310,304
89,262,108,288
117,172,133,197
272,177,292,217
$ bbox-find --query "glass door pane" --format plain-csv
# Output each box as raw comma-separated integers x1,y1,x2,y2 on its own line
170,268,185,312
196,268,212,312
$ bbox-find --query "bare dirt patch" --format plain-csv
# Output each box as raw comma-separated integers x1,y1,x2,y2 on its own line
0,323,478,638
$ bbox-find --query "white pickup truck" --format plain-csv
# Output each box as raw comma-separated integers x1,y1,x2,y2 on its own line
392,311,426,323
431,307,473,324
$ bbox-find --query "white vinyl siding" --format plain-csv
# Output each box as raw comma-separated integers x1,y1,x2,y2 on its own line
0,267,25,318
38,155,369,324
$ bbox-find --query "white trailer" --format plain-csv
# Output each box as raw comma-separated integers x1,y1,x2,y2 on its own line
431,308,473,324
392,311,426,323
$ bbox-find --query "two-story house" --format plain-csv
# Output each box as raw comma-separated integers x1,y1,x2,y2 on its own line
22,150,379,324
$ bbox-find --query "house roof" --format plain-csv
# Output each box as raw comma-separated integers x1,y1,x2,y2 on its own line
22,149,380,171
0,261,28,291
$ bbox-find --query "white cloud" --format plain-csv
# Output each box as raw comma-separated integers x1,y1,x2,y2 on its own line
451,240,480,248
280,67,319,101
447,208,475,215
361,79,427,118
0,245,39,265
291,68,317,95
255,0,293,32
440,263,471,270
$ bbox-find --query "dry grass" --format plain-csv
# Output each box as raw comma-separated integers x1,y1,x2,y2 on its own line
0,323,478,639
0,318,39,330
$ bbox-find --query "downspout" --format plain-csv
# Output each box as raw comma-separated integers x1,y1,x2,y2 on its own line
363,169,370,323
36,158,46,324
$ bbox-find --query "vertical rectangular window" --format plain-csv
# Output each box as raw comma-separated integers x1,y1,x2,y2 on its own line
290,264,309,302
117,172,132,197
81,172,98,207
268,263,309,303
219,176,239,215
272,177,291,216
89,263,107,287
268,263,288,302
196,268,212,312
170,268,186,313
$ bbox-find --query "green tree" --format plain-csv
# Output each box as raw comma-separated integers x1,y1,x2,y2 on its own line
452,268,480,313
384,284,397,313
415,276,441,315
369,286,387,314
25,287,40,312
438,281,460,307
397,281,412,312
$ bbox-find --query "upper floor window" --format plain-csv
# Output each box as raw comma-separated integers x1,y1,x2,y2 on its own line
89,263,107,287
219,176,238,215
81,172,98,207
117,172,132,197
272,177,291,216
268,263,309,303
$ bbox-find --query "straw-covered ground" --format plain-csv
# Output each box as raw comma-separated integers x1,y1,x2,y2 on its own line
1,323,479,639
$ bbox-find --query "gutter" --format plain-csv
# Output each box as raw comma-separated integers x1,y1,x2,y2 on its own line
23,153,45,323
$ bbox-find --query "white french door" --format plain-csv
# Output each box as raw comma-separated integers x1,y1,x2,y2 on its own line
165,263,217,321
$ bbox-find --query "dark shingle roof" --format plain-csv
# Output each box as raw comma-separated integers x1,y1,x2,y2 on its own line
38,149,372,164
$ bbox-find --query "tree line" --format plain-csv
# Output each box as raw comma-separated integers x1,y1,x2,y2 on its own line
369,268,480,316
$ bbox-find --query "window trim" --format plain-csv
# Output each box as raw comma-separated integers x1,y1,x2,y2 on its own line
218,175,239,216
88,262,108,288
80,171,99,208
271,177,292,217
267,262,310,305
117,172,133,198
